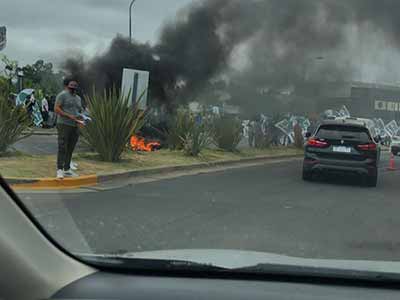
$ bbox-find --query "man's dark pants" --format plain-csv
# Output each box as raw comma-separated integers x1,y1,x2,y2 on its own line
57,124,79,170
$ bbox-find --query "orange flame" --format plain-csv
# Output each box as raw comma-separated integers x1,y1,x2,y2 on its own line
130,135,161,152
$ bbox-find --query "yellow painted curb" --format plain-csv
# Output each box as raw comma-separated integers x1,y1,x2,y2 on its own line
11,175,98,190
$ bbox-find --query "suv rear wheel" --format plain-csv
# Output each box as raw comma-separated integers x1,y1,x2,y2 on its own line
366,170,378,187
302,169,313,181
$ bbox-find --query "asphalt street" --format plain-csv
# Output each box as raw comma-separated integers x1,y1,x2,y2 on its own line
13,134,90,155
16,152,400,261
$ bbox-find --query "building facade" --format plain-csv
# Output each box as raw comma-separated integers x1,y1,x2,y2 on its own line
296,81,400,122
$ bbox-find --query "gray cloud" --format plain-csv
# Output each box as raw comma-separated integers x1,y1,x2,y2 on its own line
1,0,193,65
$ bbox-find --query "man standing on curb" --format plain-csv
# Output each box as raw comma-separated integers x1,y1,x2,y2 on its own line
55,78,84,179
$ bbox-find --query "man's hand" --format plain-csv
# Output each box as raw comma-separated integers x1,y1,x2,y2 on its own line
76,120,86,129
71,115,79,122
55,103,79,123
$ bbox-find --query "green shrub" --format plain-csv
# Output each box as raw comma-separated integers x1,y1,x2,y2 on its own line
81,88,146,162
212,116,243,152
182,121,211,156
0,94,31,154
165,108,194,150
165,108,210,156
258,134,272,149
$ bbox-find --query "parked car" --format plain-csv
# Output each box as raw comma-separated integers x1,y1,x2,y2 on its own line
391,136,400,156
303,118,381,187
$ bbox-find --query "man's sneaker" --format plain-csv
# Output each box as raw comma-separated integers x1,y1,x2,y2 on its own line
57,169,64,179
70,161,78,171
64,169,79,177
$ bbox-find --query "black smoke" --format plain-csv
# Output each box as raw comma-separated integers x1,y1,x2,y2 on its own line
63,0,250,108
63,0,400,110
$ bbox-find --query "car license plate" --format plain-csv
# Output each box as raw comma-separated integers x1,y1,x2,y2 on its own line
333,146,351,153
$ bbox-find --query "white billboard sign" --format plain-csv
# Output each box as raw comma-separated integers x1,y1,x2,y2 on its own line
121,68,149,110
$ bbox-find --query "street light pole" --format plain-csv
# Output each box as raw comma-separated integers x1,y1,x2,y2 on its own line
129,0,137,43
17,67,24,93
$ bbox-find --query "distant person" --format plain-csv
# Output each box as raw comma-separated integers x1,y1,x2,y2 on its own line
254,119,263,148
48,95,57,127
49,95,56,112
248,120,255,147
41,95,49,126
271,126,280,146
307,120,319,137
55,78,84,179
25,93,35,117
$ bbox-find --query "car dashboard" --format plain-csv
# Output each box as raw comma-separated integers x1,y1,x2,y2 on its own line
51,271,400,300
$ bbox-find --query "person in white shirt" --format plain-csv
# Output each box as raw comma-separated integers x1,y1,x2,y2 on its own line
42,96,49,112
41,96,50,127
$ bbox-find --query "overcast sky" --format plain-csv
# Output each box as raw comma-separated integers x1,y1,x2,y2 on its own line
1,0,193,66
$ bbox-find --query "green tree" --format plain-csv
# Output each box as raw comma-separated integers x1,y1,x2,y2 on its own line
0,55,17,95
23,59,63,95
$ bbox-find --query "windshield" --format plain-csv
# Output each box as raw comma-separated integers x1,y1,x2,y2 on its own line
2,0,400,278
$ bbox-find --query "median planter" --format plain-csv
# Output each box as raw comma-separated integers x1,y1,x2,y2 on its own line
2,148,304,190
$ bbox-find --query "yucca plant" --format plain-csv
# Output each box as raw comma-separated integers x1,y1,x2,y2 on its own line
81,88,146,162
182,121,211,156
211,116,243,152
165,107,195,150
0,94,31,154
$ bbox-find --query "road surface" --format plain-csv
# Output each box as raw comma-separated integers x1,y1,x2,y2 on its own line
15,152,400,261
13,134,90,155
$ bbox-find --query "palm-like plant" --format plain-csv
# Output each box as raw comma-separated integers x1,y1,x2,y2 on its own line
211,116,243,152
182,121,211,156
0,94,31,154
81,88,146,162
165,107,194,150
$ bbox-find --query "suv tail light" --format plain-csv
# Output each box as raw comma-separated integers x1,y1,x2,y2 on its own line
357,143,377,151
307,138,329,148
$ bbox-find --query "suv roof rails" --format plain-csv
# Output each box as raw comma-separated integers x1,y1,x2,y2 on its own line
321,118,368,128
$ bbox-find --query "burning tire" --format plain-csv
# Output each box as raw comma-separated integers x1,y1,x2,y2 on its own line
130,135,161,152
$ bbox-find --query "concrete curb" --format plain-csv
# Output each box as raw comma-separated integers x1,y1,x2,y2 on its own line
8,153,302,190
8,175,98,190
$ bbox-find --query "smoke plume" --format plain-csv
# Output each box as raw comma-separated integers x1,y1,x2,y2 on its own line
63,0,400,110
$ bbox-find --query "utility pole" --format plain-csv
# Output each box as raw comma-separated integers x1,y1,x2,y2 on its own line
129,0,137,43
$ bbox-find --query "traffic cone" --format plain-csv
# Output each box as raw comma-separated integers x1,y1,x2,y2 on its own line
388,153,397,171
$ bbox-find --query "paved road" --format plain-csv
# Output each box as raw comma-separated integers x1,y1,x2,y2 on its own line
16,152,400,261
13,134,90,155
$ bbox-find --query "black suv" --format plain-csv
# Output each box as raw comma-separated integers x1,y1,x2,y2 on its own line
303,119,380,187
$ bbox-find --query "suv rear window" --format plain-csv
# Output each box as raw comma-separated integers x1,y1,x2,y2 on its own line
316,125,372,143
